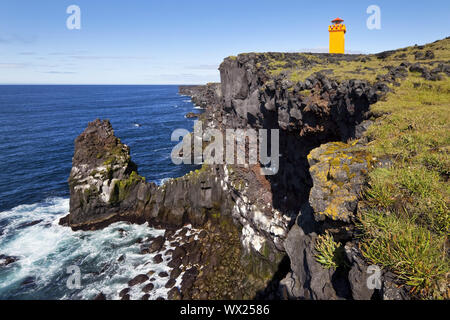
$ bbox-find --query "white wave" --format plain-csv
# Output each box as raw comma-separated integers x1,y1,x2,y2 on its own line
156,178,171,186
0,197,175,300
152,146,172,153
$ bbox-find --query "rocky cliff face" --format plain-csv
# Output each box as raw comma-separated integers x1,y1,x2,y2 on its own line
63,43,441,299
179,83,222,109
63,119,144,230
63,119,233,231
62,119,279,298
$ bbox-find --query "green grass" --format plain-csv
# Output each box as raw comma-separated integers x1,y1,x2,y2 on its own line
358,210,448,299
262,37,450,83
364,76,449,236
358,71,450,299
314,231,346,270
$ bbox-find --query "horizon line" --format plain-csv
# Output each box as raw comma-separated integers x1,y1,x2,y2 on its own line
0,83,206,86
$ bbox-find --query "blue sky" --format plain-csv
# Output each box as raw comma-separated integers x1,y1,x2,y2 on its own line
0,0,449,84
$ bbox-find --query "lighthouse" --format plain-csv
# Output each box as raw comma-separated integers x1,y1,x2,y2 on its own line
329,18,346,54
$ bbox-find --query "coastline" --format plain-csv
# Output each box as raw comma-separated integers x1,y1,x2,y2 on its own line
0,86,205,300
1,38,449,300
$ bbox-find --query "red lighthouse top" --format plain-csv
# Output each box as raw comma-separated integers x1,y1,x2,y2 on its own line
332,17,344,24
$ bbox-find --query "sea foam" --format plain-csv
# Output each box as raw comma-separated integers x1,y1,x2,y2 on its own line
0,198,173,300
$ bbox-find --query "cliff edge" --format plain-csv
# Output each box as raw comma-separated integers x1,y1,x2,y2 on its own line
63,37,449,300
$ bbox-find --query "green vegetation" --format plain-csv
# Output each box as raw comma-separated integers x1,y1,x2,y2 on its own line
358,210,448,299
179,164,211,182
110,171,145,204
262,38,450,83
314,231,346,270
358,71,449,299
103,143,130,166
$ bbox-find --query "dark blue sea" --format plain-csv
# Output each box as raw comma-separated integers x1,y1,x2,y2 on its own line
0,85,201,300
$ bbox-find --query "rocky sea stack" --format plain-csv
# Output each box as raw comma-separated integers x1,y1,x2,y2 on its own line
63,37,450,300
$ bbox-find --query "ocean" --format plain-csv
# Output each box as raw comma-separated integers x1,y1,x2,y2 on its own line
0,85,200,299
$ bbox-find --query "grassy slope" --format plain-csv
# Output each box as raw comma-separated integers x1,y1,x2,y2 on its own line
358,71,449,299
265,37,450,83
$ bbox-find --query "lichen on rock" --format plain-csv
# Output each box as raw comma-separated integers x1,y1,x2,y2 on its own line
307,141,371,223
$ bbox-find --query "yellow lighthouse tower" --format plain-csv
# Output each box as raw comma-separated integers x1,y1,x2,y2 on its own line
329,17,346,54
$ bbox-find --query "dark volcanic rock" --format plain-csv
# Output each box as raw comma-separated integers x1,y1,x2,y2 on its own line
20,276,36,288
16,220,43,230
142,283,155,293
94,292,106,300
170,267,182,280
172,247,186,261
119,288,130,298
282,224,342,300
165,278,176,289
0,255,19,267
415,50,435,60
179,83,221,109
62,119,233,231
186,112,200,119
153,254,163,264
168,287,182,300
168,257,182,269
345,243,375,300
63,119,146,230
128,274,149,287
142,236,165,254
381,272,411,300
180,267,199,294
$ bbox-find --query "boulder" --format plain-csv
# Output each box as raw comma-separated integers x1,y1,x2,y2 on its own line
283,224,340,300
168,287,182,300
142,283,155,293
153,254,163,264
93,292,106,300
307,141,370,223
165,279,176,289
128,274,149,287
170,267,182,280
345,242,375,300
119,288,130,298
381,272,411,300
0,254,19,268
